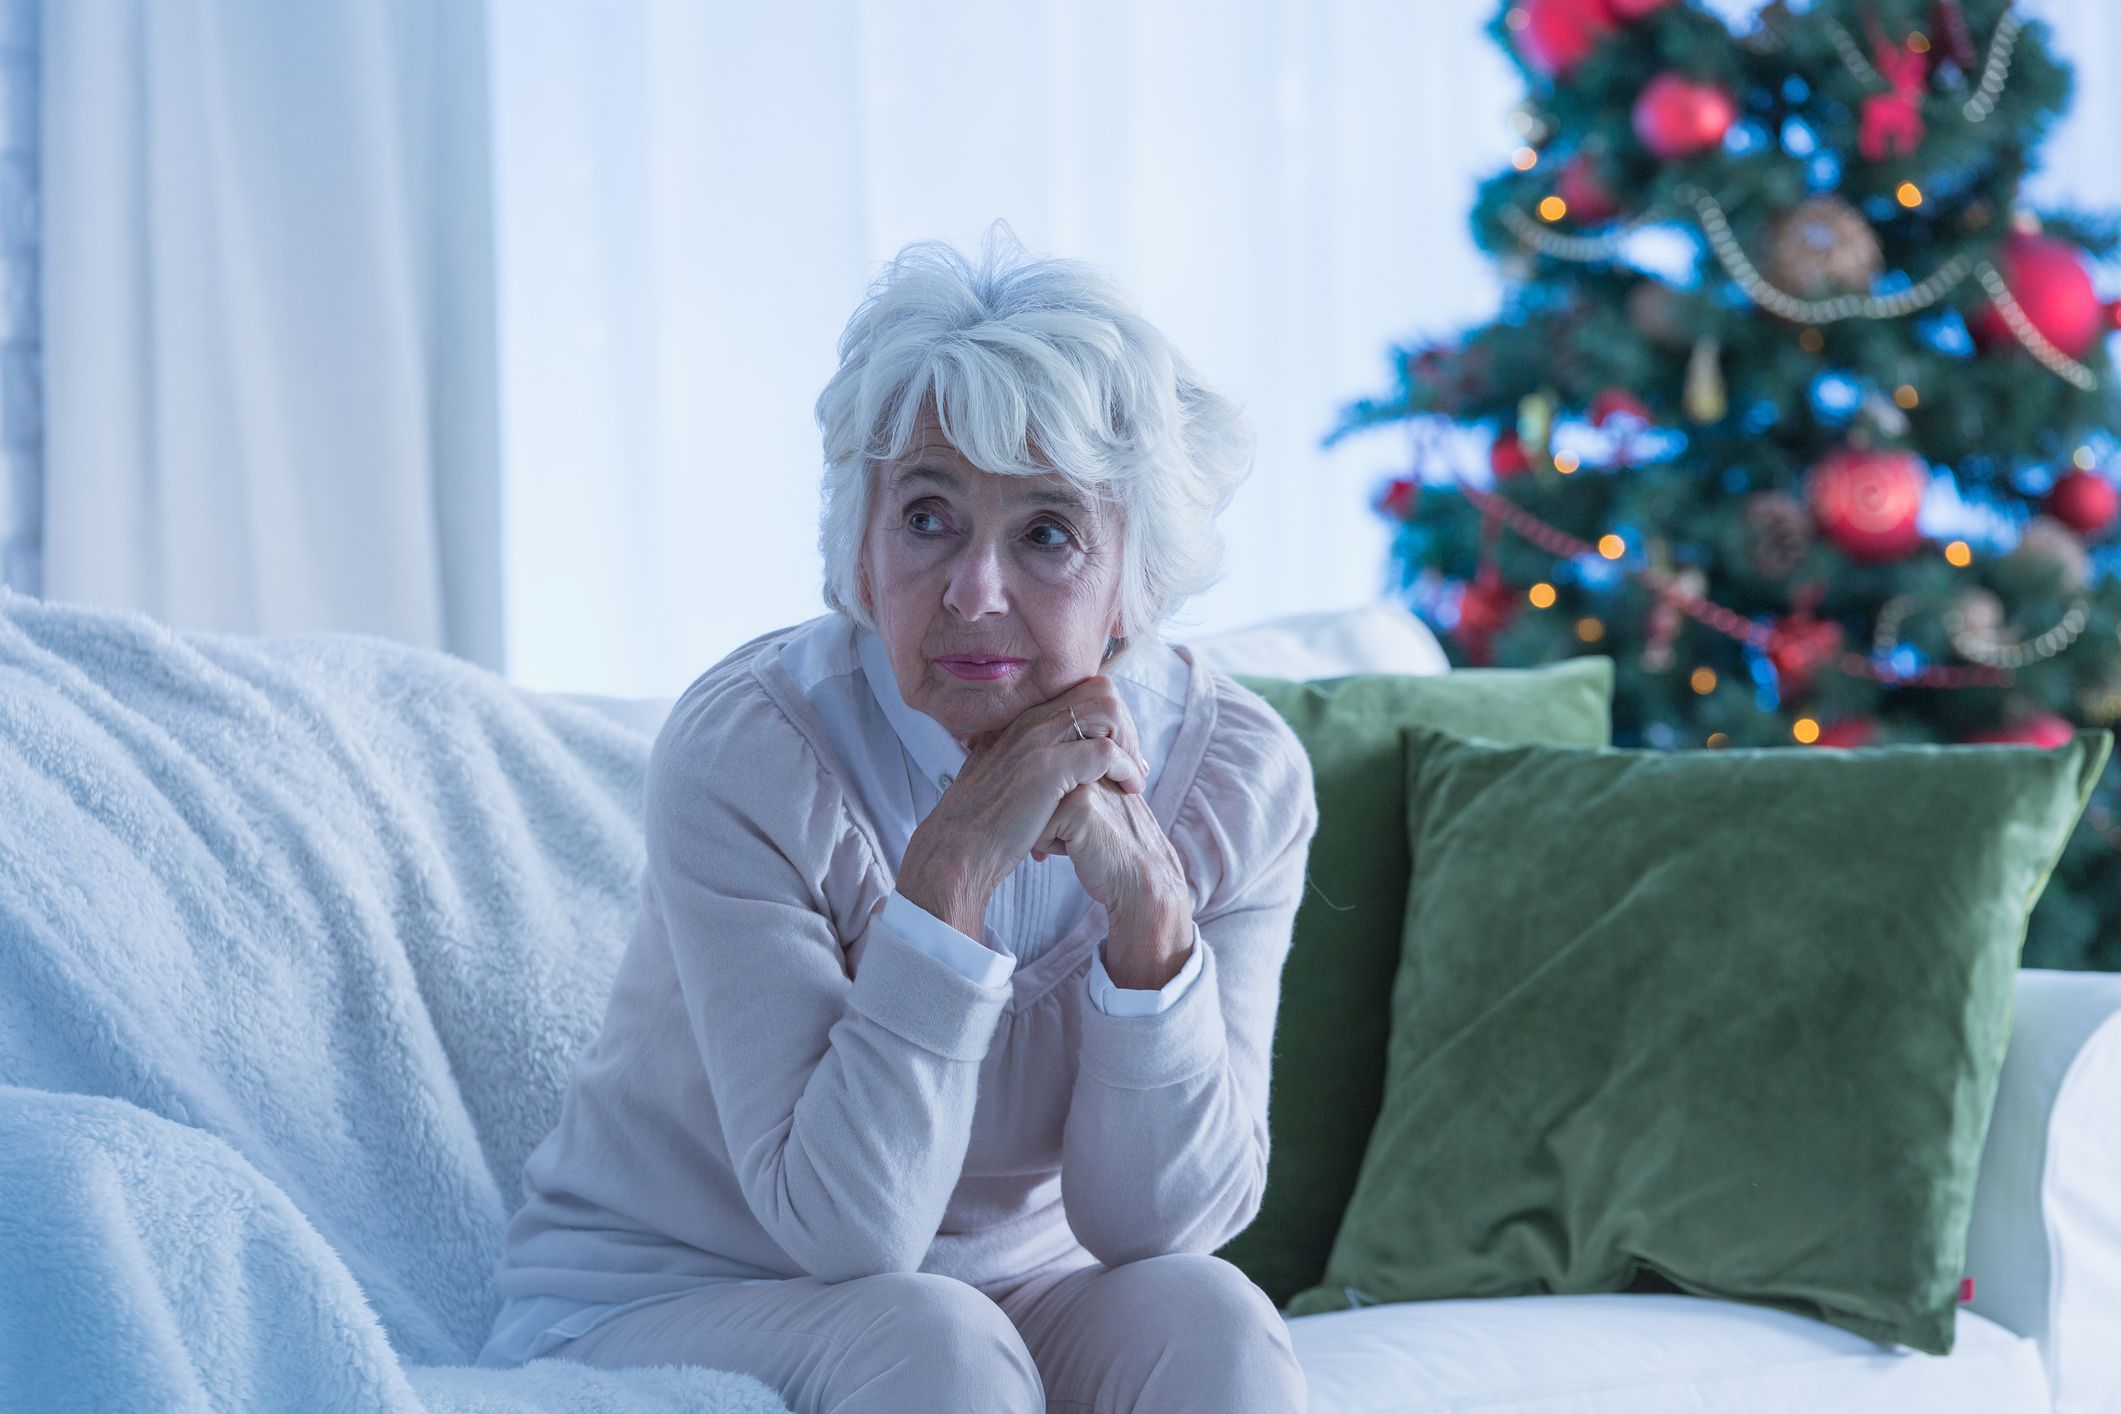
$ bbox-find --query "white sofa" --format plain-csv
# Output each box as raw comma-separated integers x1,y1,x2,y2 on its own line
553,601,2121,1414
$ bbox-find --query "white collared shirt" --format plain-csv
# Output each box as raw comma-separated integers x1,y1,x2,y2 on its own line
775,613,1202,1015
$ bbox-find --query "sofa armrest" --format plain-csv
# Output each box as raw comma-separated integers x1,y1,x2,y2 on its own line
1963,968,2121,1414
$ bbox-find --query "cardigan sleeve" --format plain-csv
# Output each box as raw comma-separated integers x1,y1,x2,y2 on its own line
1059,677,1320,1267
644,680,1014,1283
886,888,1203,1016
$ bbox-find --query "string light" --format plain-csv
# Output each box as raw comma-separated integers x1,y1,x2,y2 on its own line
1893,384,1920,408
1792,717,1821,744
1944,540,1972,566
1576,617,1605,642
1799,328,1825,352
1598,534,1626,559
1706,732,1731,749
1691,667,1718,694
1554,450,1581,473
1513,147,1539,171
1896,181,1923,208
1528,581,1558,608
1538,196,1568,222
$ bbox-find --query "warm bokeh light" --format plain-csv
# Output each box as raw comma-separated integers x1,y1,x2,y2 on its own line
1793,717,1821,744
1690,666,1717,694
1553,450,1581,473
1538,195,1567,222
1945,540,1973,566
1799,328,1825,352
1527,581,1558,609
1705,732,1731,749
1893,383,1919,408
1597,534,1625,559
1513,147,1538,171
1576,616,1605,642
1896,181,1923,207
1908,31,1931,52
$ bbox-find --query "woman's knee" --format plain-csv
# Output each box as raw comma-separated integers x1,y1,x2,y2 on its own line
1104,1254,1304,1405
835,1271,1042,1410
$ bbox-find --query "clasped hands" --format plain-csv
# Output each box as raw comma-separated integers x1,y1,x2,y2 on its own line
895,674,1193,990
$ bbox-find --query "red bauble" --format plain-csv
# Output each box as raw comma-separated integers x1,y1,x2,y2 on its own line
1452,565,1519,668
1608,0,1676,14
2046,469,2119,537
1632,74,1737,159
1516,0,1617,77
1807,448,1929,563
1969,234,2108,361
1815,716,1878,749
1555,155,1622,223
1589,387,1652,426
1966,712,2079,749
1490,430,1533,479
1377,476,1419,521
1764,612,1845,702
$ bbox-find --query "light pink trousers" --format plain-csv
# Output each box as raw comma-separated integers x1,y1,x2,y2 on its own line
545,1251,1307,1412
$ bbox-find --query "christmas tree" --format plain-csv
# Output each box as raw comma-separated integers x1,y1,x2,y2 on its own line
1346,0,2121,971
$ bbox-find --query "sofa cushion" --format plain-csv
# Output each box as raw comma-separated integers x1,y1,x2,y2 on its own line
1285,1294,2050,1414
1212,657,1616,1310
1288,721,2110,1354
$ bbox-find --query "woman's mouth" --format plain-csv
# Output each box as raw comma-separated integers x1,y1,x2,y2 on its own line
937,656,1026,681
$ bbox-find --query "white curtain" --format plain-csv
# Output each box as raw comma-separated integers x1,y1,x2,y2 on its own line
40,0,504,668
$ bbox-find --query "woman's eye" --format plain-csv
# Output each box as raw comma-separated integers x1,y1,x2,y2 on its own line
1029,522,1073,550
907,509,943,534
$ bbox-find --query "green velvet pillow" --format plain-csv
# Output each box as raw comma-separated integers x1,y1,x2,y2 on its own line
1213,656,1615,1310
1285,721,2113,1354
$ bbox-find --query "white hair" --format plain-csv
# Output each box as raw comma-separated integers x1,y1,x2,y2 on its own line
813,220,1255,669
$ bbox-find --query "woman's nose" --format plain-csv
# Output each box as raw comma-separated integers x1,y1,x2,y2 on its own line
942,538,1010,619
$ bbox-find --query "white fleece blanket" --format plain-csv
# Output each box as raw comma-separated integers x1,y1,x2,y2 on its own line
0,587,789,1413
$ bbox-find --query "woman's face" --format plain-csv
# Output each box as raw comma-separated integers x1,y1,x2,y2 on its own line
859,406,1124,749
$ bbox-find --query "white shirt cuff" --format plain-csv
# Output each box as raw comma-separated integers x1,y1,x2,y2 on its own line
1087,926,1204,1017
882,889,1015,989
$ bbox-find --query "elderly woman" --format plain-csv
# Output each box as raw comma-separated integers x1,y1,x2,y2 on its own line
479,225,1319,1412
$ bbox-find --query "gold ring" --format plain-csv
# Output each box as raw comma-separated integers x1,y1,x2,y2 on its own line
1069,707,1087,741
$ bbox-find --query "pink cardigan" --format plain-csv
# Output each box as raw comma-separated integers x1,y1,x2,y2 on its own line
493,616,1320,1307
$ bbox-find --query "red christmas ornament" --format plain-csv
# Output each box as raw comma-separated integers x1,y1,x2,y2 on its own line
1554,154,1621,223
1970,234,2108,361
1516,0,1618,78
1490,430,1534,479
1764,610,1845,702
1814,716,1878,749
1608,0,1675,15
1807,448,1929,563
1965,712,2079,749
2046,470,2120,538
1857,15,1930,161
1452,562,1519,667
1589,388,1652,426
1377,476,1419,521
1632,74,1737,159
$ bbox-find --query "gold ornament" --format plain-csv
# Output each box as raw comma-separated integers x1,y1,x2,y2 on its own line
1684,336,1727,423
1745,491,1813,579
1760,197,1885,301
1517,390,1556,468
